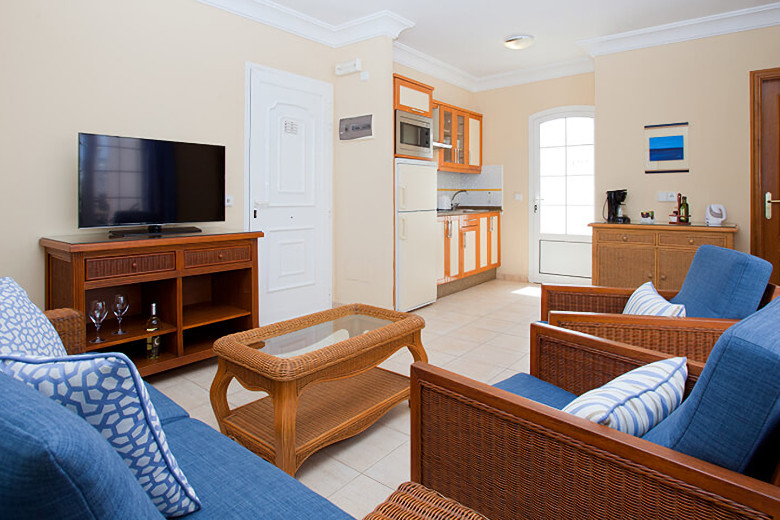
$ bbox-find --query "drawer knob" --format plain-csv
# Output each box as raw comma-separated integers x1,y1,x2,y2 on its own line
131,262,137,269
647,273,653,279
688,238,694,245
218,253,224,259
622,235,628,242
661,274,667,281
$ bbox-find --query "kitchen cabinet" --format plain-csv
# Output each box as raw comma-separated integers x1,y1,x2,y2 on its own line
433,101,482,174
590,223,738,290
436,218,446,283
394,74,433,117
438,211,501,284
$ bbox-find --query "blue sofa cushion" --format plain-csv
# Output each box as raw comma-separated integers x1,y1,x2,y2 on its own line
493,372,577,409
163,418,354,520
644,297,780,480
0,277,66,357
0,373,163,519
670,245,772,319
146,382,191,425
0,353,201,517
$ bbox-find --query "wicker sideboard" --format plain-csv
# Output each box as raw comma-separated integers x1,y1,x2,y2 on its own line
590,223,738,290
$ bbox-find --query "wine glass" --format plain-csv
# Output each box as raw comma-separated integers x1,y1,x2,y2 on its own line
88,300,108,343
112,294,129,335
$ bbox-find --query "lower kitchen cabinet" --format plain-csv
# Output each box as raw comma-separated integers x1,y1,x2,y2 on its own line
438,211,501,284
590,223,737,290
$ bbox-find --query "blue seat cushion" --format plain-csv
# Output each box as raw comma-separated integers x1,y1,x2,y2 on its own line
162,418,353,520
0,373,162,519
493,373,577,409
146,382,190,425
670,245,772,319
644,297,780,480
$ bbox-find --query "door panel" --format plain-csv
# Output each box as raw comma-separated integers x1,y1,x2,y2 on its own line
657,248,696,291
597,244,654,287
751,69,780,285
437,219,446,283
397,211,437,311
248,65,333,325
540,240,591,279
479,217,488,268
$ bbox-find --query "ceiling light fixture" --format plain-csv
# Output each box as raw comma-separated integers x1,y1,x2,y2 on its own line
504,34,535,50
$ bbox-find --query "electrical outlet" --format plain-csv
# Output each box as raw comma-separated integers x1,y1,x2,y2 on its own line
657,191,676,202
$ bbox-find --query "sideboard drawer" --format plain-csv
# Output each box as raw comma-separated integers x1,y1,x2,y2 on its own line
184,245,252,268
657,232,728,248
86,253,176,280
596,230,655,245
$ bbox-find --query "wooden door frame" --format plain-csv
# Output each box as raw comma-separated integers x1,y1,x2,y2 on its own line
749,67,780,256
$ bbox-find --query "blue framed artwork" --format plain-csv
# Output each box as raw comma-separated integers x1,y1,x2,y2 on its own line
644,122,689,174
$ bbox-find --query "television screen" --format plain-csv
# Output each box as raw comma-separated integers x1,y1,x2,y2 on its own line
78,133,225,229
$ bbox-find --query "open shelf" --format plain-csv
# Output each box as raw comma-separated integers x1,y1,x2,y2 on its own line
183,303,251,330
85,315,176,350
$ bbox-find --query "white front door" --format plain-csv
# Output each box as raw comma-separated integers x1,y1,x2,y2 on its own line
246,64,333,325
529,106,595,284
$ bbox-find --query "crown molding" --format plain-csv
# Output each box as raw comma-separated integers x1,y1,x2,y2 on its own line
393,42,594,93
579,2,780,57
195,0,414,48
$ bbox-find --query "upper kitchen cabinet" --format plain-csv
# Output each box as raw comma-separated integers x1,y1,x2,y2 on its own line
393,74,433,117
434,101,482,174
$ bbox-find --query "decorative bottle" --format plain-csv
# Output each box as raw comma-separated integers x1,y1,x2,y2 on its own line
146,303,160,359
680,196,690,224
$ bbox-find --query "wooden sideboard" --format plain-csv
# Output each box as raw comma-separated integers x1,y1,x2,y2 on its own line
590,223,737,290
40,231,263,376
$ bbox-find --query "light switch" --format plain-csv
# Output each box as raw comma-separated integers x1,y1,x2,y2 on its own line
225,195,233,207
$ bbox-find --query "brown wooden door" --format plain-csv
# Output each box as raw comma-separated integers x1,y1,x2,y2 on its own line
751,68,780,285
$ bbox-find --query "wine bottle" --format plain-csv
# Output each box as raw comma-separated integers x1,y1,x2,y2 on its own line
680,196,690,223
146,303,161,360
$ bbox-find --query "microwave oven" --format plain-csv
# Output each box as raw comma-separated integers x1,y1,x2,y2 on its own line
395,110,433,159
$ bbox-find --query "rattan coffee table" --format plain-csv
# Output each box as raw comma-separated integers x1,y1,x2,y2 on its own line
209,304,428,475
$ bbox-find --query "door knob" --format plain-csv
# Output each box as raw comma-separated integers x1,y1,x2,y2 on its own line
766,192,780,220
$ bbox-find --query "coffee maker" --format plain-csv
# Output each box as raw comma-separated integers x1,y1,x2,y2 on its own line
606,189,630,223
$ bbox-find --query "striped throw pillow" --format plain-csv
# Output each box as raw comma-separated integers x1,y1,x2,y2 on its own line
623,281,686,317
562,357,688,437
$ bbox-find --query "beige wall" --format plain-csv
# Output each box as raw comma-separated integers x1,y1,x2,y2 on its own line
333,38,395,307
476,74,596,280
0,0,394,308
595,25,780,253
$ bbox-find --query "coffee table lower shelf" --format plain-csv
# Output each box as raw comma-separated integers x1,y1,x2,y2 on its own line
221,367,410,471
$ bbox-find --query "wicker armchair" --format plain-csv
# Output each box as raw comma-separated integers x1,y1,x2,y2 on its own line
541,246,778,362
44,308,85,354
378,323,780,520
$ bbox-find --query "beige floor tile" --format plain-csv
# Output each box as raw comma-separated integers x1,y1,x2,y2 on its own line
188,403,220,430
425,335,481,357
328,474,394,519
364,441,411,490
460,342,527,366
443,356,505,385
448,323,500,344
179,358,219,391
296,451,360,498
149,378,211,411
488,368,521,386
511,354,531,373
468,317,517,333
324,423,408,473
227,388,266,408
375,402,411,436
484,333,529,351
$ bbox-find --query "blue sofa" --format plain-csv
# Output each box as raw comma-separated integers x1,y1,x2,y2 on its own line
0,307,353,520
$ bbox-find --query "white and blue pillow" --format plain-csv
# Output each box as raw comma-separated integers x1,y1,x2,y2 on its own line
562,357,688,437
0,352,200,517
0,277,67,357
623,281,686,317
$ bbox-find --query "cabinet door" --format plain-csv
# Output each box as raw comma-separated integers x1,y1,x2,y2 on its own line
462,227,478,276
440,107,455,166
467,114,481,169
490,215,500,268
597,244,655,288
657,248,696,291
447,217,461,279
479,217,489,269
394,76,432,116
437,218,446,283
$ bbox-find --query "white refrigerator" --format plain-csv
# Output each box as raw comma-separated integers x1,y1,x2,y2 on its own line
395,158,438,312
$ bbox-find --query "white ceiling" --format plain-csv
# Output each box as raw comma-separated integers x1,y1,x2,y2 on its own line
199,0,780,90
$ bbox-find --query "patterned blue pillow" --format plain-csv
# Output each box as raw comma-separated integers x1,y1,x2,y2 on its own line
623,281,686,317
562,357,688,437
0,352,201,517
0,277,66,357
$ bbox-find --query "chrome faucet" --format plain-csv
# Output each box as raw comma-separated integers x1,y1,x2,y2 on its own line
450,190,467,209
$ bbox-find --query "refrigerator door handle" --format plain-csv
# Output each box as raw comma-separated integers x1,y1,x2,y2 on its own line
399,185,407,209
400,216,407,240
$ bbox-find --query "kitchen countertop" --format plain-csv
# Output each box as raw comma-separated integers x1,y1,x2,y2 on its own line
437,206,502,216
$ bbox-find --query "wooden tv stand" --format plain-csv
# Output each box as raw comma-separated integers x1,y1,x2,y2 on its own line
40,231,263,376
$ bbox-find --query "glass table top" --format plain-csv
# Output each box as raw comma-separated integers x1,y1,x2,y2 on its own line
248,314,394,358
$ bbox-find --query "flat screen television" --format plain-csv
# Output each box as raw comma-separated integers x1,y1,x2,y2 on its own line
78,133,225,235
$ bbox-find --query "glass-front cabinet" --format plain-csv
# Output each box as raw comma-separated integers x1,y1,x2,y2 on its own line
434,101,482,173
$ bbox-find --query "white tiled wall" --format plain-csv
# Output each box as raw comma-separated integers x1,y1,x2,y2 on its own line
438,165,503,207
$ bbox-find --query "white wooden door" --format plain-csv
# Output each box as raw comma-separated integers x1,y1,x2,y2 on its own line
247,64,333,325
529,106,594,284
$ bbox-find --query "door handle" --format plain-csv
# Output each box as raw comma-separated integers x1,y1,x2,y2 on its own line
399,185,407,209
766,192,780,220
400,217,407,240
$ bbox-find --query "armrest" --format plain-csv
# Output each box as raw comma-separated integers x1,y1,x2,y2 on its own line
530,322,704,396
410,361,780,520
547,311,733,362
541,283,678,321
44,308,85,354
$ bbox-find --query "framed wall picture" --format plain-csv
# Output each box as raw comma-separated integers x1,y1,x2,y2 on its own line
644,122,689,174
